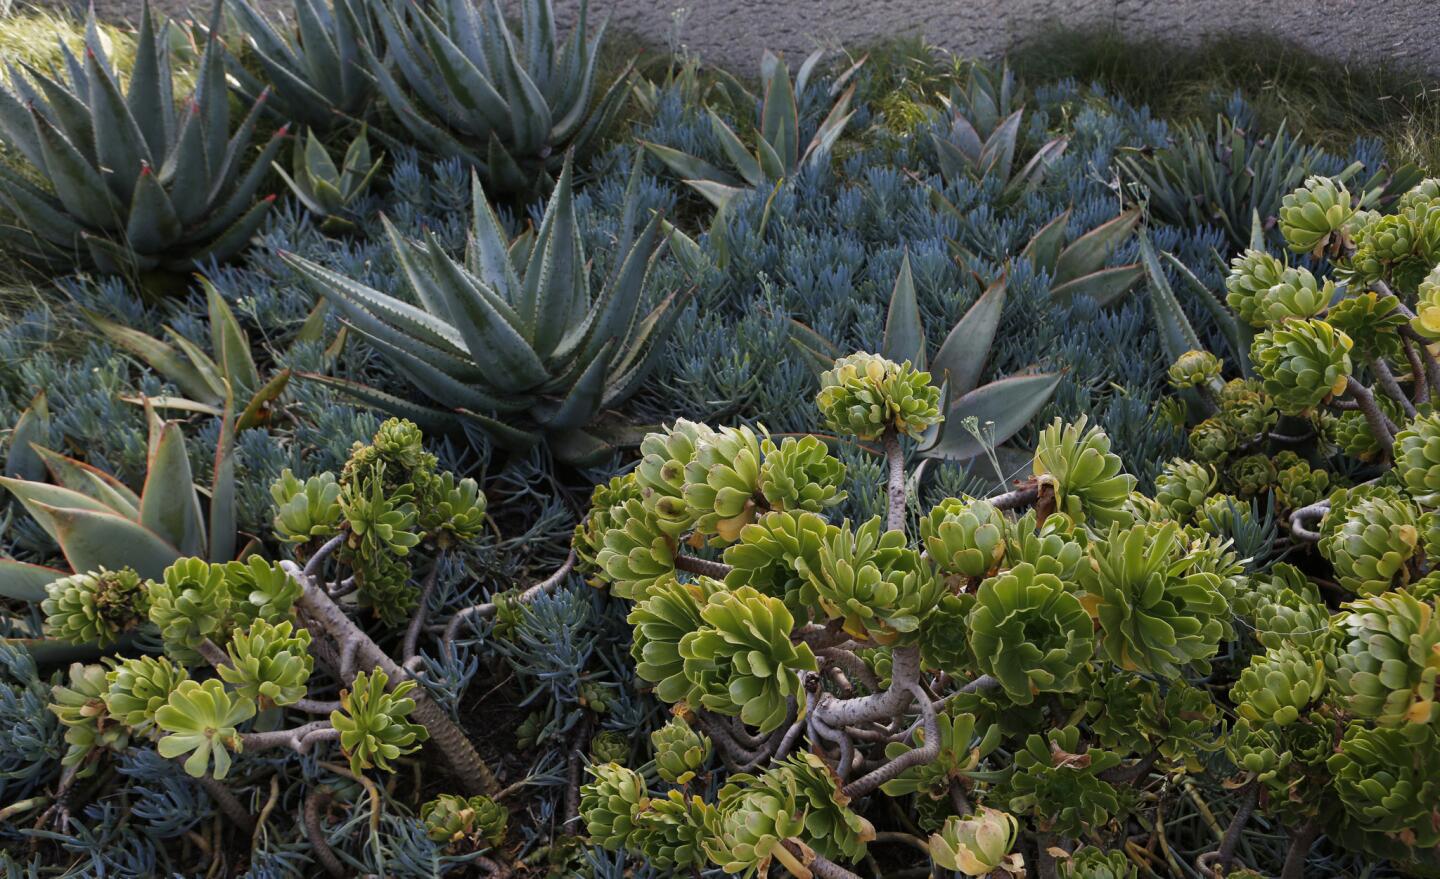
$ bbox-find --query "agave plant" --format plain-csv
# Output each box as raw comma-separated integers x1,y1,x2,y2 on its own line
930,60,1067,205
791,254,1062,461
83,279,295,429
0,6,285,273
362,0,630,193
226,0,376,132
0,407,235,661
1116,113,1420,249
284,155,685,464
275,126,383,233
643,49,862,209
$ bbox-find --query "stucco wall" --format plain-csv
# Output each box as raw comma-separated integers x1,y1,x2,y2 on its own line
73,0,1440,77
552,0,1440,75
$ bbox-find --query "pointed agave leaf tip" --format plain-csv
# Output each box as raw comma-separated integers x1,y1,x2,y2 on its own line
276,124,291,137
264,194,278,203
140,163,153,176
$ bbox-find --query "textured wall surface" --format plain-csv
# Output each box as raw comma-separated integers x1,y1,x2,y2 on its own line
74,0,1440,76
547,0,1440,74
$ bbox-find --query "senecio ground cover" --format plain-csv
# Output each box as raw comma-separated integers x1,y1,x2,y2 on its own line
0,0,1438,876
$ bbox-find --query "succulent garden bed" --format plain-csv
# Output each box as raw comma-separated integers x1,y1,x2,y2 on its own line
2,1,1440,877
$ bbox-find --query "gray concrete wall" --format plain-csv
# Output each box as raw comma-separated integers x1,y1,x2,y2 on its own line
69,0,1440,77
552,0,1440,75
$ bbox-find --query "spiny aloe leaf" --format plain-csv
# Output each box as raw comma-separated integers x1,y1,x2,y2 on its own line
84,308,220,403
1021,210,1069,274
0,477,125,539
919,373,1061,461
1138,233,1203,366
1053,208,1141,286
641,140,738,188
139,421,206,558
933,279,1006,397
5,391,49,482
209,382,235,564
32,446,140,518
237,369,291,431
1049,264,1143,308
882,252,926,370
0,558,65,602
203,279,261,398
297,373,455,434
29,500,179,580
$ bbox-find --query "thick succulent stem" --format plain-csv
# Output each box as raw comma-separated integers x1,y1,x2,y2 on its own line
196,773,255,836
841,682,937,799
1404,338,1430,405
807,852,865,879
884,428,907,533
1280,818,1321,879
284,560,499,796
241,720,339,755
673,553,733,579
303,788,345,878
1345,377,1393,454
988,481,1040,511
1388,290,1440,392
814,646,920,729
1216,781,1260,875
1288,500,1329,542
1370,357,1418,418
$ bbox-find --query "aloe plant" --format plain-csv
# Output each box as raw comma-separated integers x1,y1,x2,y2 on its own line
642,49,862,209
791,255,1061,461
1116,113,1421,249
226,0,376,132
283,155,686,465
362,0,630,193
82,279,295,429
0,6,286,274
931,60,1067,204
1,405,235,662
275,126,382,233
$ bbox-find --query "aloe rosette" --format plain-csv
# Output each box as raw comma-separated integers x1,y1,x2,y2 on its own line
0,6,284,272
285,157,685,464
363,0,629,192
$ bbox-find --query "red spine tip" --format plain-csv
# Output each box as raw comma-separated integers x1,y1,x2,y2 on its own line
265,194,278,203
276,124,291,136
139,163,152,176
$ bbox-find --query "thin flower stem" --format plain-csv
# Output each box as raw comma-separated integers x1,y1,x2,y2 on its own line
402,553,444,663
442,550,577,643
